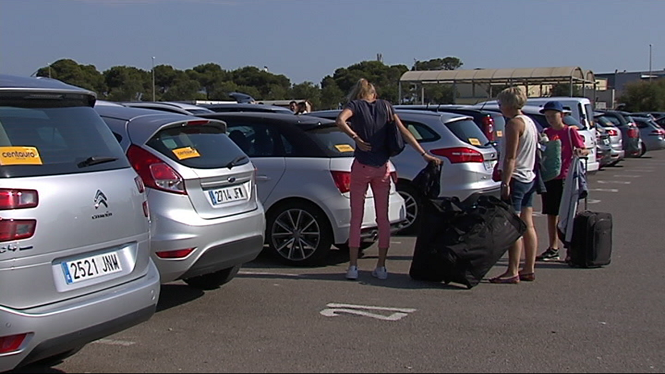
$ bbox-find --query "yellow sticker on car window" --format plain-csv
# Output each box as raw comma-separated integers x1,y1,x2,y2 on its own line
335,144,354,152
496,130,503,137
468,138,481,146
172,147,201,160
0,146,43,165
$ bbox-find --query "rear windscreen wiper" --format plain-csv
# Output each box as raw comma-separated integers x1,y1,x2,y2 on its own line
225,155,248,169
77,156,118,168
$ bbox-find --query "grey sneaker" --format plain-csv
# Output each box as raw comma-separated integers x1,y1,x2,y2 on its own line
371,266,388,280
346,266,358,280
536,248,560,262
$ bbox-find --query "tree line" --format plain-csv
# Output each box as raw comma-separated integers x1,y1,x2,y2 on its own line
34,57,465,110
33,57,663,111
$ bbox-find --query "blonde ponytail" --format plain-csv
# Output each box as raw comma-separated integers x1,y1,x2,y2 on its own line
346,78,377,102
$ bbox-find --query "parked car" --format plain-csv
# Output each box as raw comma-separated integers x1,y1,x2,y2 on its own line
94,105,265,288
0,75,161,372
632,115,665,154
595,110,643,157
201,102,294,114
394,104,505,149
595,124,613,168
307,109,500,235
197,112,407,265
594,115,625,166
120,101,215,116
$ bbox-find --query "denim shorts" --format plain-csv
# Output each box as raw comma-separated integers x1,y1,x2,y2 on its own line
508,179,536,214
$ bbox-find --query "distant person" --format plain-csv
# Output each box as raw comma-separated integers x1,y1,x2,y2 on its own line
335,78,441,281
289,100,297,113
295,101,309,114
490,87,539,284
536,101,589,263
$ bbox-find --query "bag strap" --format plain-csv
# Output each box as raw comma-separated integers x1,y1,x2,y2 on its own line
383,100,394,123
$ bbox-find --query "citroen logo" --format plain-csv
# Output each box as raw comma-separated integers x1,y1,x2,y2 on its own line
228,177,236,183
94,190,108,209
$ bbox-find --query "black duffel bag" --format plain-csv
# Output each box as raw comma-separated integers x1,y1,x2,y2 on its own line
409,194,527,289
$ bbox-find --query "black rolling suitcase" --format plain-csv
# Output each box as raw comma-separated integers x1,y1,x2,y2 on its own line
567,208,613,268
409,194,526,289
565,157,613,268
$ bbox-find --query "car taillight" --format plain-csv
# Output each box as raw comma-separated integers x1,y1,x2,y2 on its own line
185,120,209,126
0,219,36,242
331,171,351,193
0,189,38,210
606,129,618,137
126,145,186,195
430,147,484,163
628,126,639,138
0,333,28,354
482,116,495,141
155,248,195,259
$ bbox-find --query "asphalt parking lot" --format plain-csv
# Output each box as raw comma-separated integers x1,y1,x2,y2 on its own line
23,153,665,373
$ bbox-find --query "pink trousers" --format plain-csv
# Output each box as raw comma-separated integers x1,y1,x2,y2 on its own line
348,159,391,249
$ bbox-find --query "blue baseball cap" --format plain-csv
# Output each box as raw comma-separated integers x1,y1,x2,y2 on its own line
540,101,564,113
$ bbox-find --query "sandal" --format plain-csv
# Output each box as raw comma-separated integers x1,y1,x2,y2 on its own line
519,272,535,282
489,275,520,284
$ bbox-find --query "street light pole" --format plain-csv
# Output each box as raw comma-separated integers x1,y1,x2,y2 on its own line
649,44,652,83
152,56,156,101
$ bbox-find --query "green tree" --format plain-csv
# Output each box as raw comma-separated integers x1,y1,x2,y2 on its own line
619,80,665,111
189,63,227,99
329,60,409,104
38,59,106,94
103,66,149,101
161,71,203,101
412,57,463,71
549,83,582,97
320,77,345,109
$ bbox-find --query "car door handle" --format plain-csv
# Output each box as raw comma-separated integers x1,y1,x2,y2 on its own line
256,175,271,181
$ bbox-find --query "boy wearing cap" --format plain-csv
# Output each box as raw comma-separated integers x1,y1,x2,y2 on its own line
537,101,589,262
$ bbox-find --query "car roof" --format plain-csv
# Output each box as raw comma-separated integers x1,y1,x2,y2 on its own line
308,108,473,123
0,74,97,104
202,102,293,113
199,111,335,126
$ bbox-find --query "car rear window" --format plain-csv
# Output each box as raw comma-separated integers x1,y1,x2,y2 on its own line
146,125,249,169
0,97,130,178
444,118,492,148
304,125,356,157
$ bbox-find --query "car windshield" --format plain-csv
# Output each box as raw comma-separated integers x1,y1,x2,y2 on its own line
0,98,129,178
146,125,249,169
304,125,356,157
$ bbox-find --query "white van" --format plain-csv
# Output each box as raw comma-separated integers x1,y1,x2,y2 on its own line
475,97,599,172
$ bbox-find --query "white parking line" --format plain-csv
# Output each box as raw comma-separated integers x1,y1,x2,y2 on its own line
597,180,631,184
588,199,601,204
320,303,417,321
590,188,619,192
613,175,641,178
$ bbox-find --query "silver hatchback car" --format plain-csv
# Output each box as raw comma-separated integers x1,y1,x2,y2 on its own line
94,105,265,289
308,109,500,234
198,112,407,266
0,75,160,372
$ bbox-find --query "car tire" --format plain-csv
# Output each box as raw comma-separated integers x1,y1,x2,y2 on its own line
266,201,333,266
396,182,423,236
640,142,647,157
184,265,241,290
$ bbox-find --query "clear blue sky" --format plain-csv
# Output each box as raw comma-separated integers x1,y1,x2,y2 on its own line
1,0,663,85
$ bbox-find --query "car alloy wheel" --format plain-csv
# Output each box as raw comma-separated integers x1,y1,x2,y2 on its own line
396,182,422,235
267,202,332,266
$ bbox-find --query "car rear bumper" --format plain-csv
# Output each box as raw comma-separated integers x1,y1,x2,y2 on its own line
150,205,265,283
0,261,160,372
